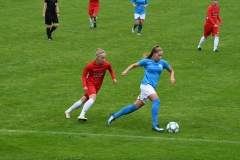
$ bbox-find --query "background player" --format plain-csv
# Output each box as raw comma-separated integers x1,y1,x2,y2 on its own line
89,0,100,29
197,0,223,52
65,48,117,121
42,0,60,40
107,45,175,132
131,0,148,35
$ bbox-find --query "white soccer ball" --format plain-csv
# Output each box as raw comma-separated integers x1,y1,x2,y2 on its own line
166,122,179,133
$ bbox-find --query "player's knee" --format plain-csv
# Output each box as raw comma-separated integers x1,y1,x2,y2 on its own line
152,99,160,106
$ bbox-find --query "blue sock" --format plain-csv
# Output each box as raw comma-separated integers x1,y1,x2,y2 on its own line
133,24,138,29
151,99,160,127
114,104,138,118
138,24,142,33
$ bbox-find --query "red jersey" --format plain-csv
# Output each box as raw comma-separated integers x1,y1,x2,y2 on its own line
89,0,99,3
205,4,223,26
82,61,116,89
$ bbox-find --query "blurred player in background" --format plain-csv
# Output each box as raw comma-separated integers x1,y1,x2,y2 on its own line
197,0,223,52
107,45,175,132
131,0,148,35
89,0,100,29
42,0,60,40
65,48,117,121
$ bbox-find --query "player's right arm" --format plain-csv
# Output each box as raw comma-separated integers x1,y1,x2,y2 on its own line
206,6,216,26
82,64,91,91
122,62,139,76
42,2,47,18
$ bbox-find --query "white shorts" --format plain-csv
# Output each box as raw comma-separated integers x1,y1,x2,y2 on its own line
137,84,156,104
134,14,146,20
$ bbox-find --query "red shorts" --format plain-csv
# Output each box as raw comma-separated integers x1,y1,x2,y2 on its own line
88,1,99,15
204,23,220,37
83,83,100,99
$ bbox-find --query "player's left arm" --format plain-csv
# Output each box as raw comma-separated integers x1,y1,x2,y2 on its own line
167,68,175,85
144,0,149,7
108,64,117,85
56,3,60,16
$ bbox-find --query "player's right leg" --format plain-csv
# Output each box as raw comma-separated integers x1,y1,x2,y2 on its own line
107,104,139,126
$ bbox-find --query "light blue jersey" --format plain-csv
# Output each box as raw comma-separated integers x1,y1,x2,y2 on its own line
131,0,148,14
138,58,171,89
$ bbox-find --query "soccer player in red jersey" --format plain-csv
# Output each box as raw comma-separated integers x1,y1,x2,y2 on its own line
89,0,100,29
65,48,117,121
197,0,223,52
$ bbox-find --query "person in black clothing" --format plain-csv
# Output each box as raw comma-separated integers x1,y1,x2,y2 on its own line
42,0,60,40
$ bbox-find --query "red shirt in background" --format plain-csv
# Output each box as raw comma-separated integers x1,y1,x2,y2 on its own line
205,4,223,26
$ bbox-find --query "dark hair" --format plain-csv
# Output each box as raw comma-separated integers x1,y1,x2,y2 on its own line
143,45,163,58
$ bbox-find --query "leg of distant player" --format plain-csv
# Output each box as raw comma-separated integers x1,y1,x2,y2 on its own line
132,15,140,33
50,23,58,36
94,16,97,28
46,25,51,39
89,16,94,28
214,36,219,51
198,36,206,50
137,19,144,35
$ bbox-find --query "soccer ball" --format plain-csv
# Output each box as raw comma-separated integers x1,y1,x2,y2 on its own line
166,122,179,133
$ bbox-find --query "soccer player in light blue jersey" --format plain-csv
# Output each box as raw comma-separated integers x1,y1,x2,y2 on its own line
131,0,148,35
108,45,175,132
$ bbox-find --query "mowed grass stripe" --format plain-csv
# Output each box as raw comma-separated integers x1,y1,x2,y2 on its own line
1,129,239,144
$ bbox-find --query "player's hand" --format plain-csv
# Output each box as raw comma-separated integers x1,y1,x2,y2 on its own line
144,5,148,8
221,22,223,25
214,24,218,28
113,79,117,85
122,71,127,76
83,87,88,92
133,4,136,8
170,78,175,85
42,14,45,18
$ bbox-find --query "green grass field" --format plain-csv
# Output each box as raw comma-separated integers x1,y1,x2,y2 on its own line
1,0,240,159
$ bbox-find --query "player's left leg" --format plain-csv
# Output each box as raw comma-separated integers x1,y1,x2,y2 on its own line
78,86,97,121
132,14,140,33
107,100,143,126
137,14,145,35
213,32,220,52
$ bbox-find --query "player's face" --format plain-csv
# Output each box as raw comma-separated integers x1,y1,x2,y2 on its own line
153,51,163,62
213,0,218,5
96,53,106,64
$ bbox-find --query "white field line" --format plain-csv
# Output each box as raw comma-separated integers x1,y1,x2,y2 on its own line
0,129,239,144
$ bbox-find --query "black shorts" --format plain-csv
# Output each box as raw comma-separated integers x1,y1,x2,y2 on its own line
45,12,58,25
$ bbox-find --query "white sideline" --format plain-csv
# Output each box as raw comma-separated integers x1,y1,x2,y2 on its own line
0,129,239,144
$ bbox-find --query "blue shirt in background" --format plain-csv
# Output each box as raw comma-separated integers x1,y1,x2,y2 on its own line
131,0,149,14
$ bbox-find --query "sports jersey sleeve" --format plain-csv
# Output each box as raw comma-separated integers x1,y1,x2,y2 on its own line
145,0,149,6
82,63,91,87
217,7,223,24
207,6,216,25
107,64,116,80
163,60,171,70
138,59,148,66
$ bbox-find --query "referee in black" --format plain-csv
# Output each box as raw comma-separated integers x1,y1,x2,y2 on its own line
42,0,60,40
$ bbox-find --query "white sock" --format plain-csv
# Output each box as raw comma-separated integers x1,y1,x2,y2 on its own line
198,36,206,48
214,36,219,51
90,18,94,27
66,100,82,113
80,98,95,117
